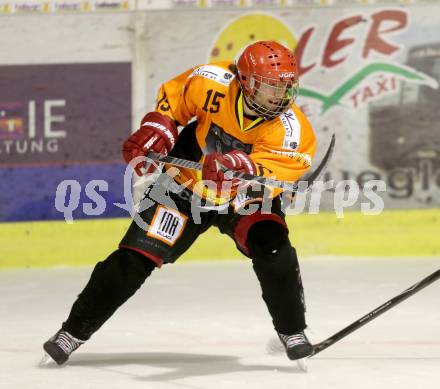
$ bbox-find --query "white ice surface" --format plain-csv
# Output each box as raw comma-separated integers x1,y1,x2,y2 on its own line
1,257,439,389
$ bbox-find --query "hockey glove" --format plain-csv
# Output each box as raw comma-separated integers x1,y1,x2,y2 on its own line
202,150,257,190
122,111,178,176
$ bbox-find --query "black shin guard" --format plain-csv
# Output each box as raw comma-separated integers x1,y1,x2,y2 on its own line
247,221,306,334
62,248,156,340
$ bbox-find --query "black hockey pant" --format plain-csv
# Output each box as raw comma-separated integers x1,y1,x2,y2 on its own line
62,222,306,340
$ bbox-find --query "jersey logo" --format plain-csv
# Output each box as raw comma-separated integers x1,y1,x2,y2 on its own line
147,206,188,246
280,109,301,150
204,123,252,154
190,65,235,86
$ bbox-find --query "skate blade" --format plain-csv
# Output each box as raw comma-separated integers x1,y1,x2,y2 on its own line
296,358,308,372
39,353,55,367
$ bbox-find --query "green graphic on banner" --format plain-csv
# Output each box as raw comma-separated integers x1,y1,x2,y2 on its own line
300,62,438,113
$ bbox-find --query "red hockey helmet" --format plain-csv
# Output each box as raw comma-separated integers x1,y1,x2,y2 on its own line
236,41,299,119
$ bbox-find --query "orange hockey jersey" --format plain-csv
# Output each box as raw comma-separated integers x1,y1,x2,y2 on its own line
154,61,317,202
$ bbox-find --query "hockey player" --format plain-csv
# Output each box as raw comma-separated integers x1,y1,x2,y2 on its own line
43,41,317,365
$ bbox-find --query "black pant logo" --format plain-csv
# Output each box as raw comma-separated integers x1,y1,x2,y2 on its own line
159,211,180,238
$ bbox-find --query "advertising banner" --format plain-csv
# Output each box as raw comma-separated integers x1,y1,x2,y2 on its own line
0,62,131,221
141,6,440,209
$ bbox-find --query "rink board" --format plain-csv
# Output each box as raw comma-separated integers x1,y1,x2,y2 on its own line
1,209,439,268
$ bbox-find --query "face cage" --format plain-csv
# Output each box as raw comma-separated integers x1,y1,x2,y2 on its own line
245,74,299,120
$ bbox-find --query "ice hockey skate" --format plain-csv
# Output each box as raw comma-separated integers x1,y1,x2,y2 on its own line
277,331,313,371
278,331,313,360
41,330,85,366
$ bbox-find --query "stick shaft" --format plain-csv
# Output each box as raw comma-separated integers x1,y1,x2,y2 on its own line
146,152,299,191
146,133,335,192
312,269,440,356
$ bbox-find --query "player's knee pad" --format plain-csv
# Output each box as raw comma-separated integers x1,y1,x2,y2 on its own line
247,221,298,272
90,248,156,300
247,220,289,259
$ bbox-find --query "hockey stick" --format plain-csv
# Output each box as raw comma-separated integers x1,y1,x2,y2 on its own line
147,134,335,192
312,268,440,356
